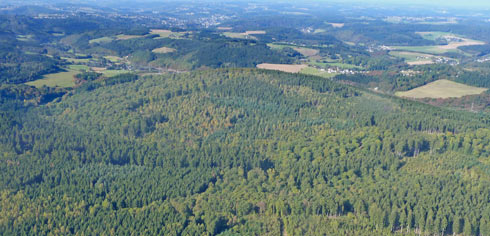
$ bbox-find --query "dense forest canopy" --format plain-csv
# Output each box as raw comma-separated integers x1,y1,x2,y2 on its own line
1,69,490,235
1,1,490,235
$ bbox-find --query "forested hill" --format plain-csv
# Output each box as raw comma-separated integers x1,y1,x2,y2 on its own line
1,69,490,235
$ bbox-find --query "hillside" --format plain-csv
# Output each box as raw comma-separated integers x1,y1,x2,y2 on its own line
1,69,489,235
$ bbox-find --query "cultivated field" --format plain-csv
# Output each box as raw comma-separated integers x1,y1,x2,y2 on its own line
152,47,176,54
391,32,485,55
100,70,130,77
395,79,487,99
150,29,186,39
326,22,344,28
389,51,436,65
116,34,144,40
267,43,319,57
299,67,337,78
257,63,307,73
25,70,77,88
223,31,266,39
294,47,319,57
104,56,123,63
89,36,114,44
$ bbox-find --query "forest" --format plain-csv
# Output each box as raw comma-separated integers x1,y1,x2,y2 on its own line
0,69,490,235
2,1,490,235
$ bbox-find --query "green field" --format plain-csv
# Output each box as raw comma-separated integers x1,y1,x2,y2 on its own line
25,70,78,88
395,79,487,99
391,32,484,55
150,29,185,39
68,64,90,71
89,36,114,44
416,31,455,41
104,56,123,63
299,67,337,78
116,34,144,40
389,51,428,61
391,45,458,55
389,51,437,65
100,70,130,77
308,61,362,70
313,29,327,34
152,47,176,54
223,32,257,40
61,57,92,63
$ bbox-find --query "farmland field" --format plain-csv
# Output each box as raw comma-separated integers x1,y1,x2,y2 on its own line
268,43,319,57
152,47,176,54
257,63,307,73
395,79,487,98
389,51,435,65
104,56,123,63
68,64,90,71
299,67,337,78
116,34,144,40
89,36,114,44
25,70,78,88
223,31,266,39
391,45,459,54
416,31,455,41
100,69,131,77
391,32,485,55
326,22,344,28
150,29,185,39
294,47,319,57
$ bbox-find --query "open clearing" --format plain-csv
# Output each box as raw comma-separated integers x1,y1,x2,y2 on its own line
257,63,307,73
68,64,90,71
395,79,487,99
150,29,185,39
223,31,266,39
89,36,114,44
326,22,344,28
416,31,454,41
391,32,485,55
267,43,319,57
116,34,144,40
152,47,176,54
100,69,130,77
389,51,436,65
104,56,123,63
294,47,319,57
300,67,337,78
25,70,77,88
217,27,232,30
244,31,266,35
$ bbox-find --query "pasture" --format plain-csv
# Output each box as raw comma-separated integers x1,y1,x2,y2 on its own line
299,67,337,78
395,79,487,99
25,70,78,88
391,32,485,55
326,22,344,28
116,34,144,40
257,63,307,73
89,36,114,44
223,30,266,39
389,51,435,65
150,29,185,39
100,69,130,77
267,43,319,57
152,47,176,54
